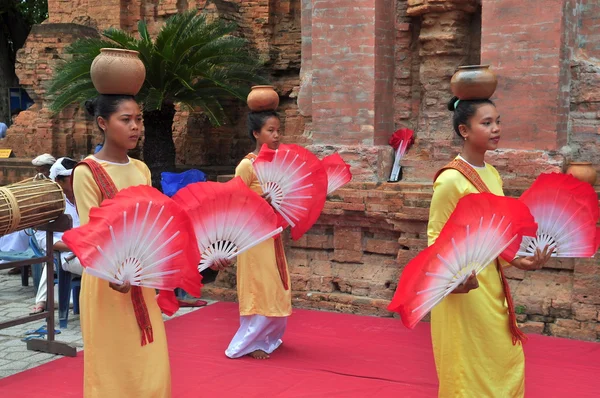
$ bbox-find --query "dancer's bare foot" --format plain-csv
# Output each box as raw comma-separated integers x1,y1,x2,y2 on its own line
249,350,270,359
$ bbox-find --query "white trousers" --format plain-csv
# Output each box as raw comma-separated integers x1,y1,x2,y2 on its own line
225,315,287,358
35,257,83,304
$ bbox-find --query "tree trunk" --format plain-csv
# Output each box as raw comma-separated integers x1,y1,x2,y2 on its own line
0,8,31,123
142,103,177,190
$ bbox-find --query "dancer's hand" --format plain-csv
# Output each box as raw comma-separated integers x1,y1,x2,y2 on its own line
452,271,479,294
210,258,232,271
261,192,272,206
511,245,552,271
109,281,131,294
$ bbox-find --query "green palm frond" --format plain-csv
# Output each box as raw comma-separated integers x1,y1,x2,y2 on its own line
102,28,137,49
47,8,267,124
48,80,97,114
154,11,198,57
140,87,165,111
182,97,227,126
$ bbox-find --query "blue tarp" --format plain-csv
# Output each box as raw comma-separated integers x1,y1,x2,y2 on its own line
160,169,207,197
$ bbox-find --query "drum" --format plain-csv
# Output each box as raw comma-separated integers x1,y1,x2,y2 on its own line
0,176,65,236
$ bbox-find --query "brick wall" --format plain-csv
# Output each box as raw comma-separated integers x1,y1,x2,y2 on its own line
306,0,396,182
0,24,100,160
297,0,313,125
394,1,420,130
568,0,600,176
48,0,120,30
577,0,600,60
311,0,378,146
171,0,304,166
374,0,396,145
481,0,569,151
0,159,38,185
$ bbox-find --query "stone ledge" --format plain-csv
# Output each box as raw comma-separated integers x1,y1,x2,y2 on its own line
30,23,98,38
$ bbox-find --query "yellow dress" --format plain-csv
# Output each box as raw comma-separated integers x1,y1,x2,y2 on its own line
73,157,171,398
428,159,525,398
234,157,292,317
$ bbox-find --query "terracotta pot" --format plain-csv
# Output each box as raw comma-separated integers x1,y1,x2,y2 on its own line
566,162,597,185
247,85,279,111
90,48,146,96
450,65,498,100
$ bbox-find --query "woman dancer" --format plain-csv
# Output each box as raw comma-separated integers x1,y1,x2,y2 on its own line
225,110,292,360
428,95,552,397
73,94,171,397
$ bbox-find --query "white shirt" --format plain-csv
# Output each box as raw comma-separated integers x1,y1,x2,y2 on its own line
35,196,80,262
0,230,31,253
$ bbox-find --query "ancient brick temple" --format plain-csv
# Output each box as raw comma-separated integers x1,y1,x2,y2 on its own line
1,0,599,341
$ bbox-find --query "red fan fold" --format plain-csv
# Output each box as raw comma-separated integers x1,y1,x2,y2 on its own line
172,177,282,271
253,143,328,240
321,153,352,194
389,128,415,151
388,193,537,329
63,185,202,316
519,172,600,257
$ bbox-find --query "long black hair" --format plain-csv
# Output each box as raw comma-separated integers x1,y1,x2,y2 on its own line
447,96,495,138
85,94,136,130
247,110,280,143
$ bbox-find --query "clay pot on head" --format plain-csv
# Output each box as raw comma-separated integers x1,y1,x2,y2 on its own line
566,162,597,185
247,85,279,111
90,48,146,96
450,65,498,100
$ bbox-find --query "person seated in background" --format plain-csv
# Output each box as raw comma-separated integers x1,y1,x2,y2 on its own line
31,153,56,179
0,121,7,139
31,157,83,314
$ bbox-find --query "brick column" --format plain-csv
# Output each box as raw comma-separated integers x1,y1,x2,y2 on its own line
310,0,394,146
481,0,571,151
304,0,395,181
297,0,312,120
398,0,481,182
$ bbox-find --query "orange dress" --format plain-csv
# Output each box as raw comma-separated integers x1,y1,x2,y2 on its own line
224,155,291,358
73,157,171,398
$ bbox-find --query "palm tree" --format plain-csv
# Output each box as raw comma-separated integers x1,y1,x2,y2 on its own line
48,10,267,187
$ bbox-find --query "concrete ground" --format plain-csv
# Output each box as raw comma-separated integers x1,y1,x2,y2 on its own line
0,268,211,379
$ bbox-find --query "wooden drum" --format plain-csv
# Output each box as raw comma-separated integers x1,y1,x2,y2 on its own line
0,177,65,236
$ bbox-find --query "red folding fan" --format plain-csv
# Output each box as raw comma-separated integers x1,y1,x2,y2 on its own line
172,177,283,271
253,143,328,240
388,128,415,182
63,185,201,297
388,193,537,329
321,153,352,194
518,172,600,258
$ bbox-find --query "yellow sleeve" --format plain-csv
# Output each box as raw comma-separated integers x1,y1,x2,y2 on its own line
73,165,102,226
235,158,254,187
427,170,468,246
490,165,504,191
133,159,152,186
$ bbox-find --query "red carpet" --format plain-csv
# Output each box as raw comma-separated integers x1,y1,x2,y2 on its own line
1,302,599,397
